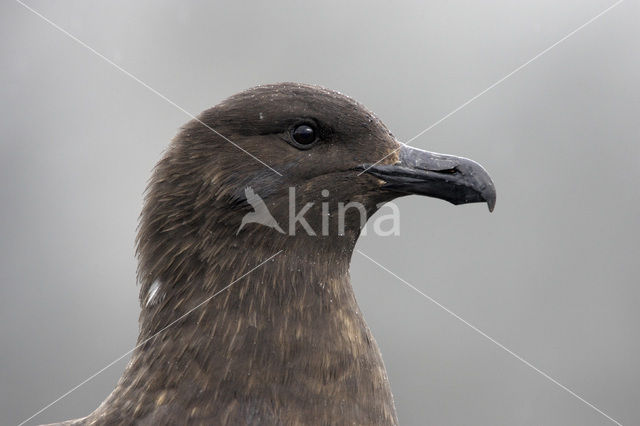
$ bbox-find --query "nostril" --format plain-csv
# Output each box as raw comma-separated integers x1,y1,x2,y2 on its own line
435,167,458,175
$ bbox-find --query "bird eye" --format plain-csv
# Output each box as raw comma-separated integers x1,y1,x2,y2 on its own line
290,124,317,147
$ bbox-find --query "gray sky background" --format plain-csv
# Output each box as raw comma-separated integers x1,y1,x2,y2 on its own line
1,1,638,425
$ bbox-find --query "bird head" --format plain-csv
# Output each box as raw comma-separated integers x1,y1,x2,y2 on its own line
136,83,496,299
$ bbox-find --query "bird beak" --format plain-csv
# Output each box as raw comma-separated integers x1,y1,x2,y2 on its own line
361,145,496,212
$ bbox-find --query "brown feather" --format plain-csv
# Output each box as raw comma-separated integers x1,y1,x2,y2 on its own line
48,83,401,425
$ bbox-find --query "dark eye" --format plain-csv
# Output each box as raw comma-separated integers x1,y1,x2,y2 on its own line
291,124,317,147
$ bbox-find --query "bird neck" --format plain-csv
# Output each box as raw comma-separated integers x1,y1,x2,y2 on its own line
99,232,396,423
138,234,358,336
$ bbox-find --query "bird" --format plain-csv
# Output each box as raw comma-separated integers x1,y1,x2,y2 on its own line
47,83,495,425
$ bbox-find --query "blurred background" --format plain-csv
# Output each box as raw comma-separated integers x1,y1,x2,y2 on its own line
1,1,638,425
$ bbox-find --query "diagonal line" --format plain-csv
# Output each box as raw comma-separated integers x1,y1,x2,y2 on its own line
356,249,623,426
358,0,626,176
14,0,282,177
17,250,283,426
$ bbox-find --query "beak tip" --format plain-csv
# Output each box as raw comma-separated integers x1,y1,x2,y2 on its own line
487,193,496,212
485,189,496,213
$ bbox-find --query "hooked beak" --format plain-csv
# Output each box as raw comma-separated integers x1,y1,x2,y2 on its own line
361,145,496,212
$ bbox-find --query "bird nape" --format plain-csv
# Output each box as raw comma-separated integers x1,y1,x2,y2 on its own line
48,83,495,425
